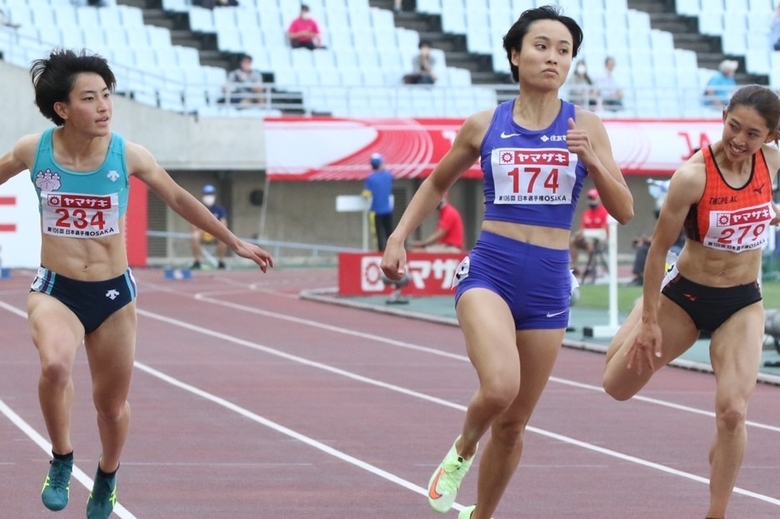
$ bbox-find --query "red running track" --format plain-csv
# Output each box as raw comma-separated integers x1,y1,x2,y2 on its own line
0,268,779,519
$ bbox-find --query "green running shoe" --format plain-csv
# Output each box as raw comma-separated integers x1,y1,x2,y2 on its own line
427,436,477,513
86,465,118,519
41,457,73,511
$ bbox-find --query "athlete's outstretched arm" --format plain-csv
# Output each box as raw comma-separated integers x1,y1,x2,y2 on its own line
381,109,491,279
627,165,702,372
127,142,273,272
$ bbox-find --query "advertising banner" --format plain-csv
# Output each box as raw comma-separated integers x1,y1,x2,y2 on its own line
266,117,723,181
0,173,41,268
339,251,468,296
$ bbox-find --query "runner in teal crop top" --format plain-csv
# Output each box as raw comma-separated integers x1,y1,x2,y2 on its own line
31,127,129,239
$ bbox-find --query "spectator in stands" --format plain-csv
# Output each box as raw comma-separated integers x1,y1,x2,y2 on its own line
569,188,609,275
404,40,437,85
363,153,395,252
0,8,20,28
595,56,623,112
394,0,403,13
225,54,264,106
287,4,323,50
191,184,229,269
566,59,598,108
702,59,738,109
408,193,464,252
771,2,780,50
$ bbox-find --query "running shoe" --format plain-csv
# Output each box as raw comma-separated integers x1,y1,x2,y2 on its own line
41,457,73,511
86,465,118,519
427,436,477,513
458,505,476,519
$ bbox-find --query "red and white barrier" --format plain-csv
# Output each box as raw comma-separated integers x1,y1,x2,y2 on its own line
338,251,468,296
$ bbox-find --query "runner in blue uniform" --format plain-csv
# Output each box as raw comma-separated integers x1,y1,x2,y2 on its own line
381,7,633,518
0,49,273,519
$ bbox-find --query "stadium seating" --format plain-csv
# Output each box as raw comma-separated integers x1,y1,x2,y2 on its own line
0,0,766,118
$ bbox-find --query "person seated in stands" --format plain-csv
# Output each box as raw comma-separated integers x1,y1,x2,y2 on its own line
224,54,264,106
404,40,438,84
287,4,323,50
595,56,623,112
566,59,598,109
702,59,738,109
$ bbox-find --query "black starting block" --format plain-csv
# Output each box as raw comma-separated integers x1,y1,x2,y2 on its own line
382,273,410,305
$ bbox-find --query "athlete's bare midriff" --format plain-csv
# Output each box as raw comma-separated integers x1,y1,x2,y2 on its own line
39,219,128,281
482,219,571,250
675,239,761,287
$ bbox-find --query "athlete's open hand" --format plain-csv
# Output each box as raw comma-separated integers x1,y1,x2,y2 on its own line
625,321,663,375
381,239,407,281
232,241,274,273
566,118,597,168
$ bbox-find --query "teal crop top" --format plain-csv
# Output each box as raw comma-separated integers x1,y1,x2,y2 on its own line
31,128,130,238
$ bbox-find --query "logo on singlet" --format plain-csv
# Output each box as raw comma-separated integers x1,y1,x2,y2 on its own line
500,131,521,138
107,170,119,182
106,289,120,300
35,169,62,191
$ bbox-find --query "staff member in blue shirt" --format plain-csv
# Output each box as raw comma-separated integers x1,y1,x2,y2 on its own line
363,153,394,251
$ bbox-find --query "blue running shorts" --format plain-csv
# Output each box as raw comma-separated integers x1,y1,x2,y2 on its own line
30,266,138,334
454,231,573,330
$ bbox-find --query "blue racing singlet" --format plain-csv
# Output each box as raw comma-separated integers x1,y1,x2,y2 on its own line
480,99,588,230
31,128,130,239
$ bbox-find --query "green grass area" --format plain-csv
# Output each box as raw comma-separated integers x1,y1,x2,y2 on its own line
576,280,780,313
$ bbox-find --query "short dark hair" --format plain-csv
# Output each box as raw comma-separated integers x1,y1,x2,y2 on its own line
502,5,583,83
301,4,309,11
418,39,432,49
30,48,115,126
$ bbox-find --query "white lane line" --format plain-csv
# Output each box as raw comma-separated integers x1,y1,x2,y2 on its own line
131,362,453,508
0,398,138,519
548,376,780,433
189,294,780,433
4,299,780,508
133,307,780,506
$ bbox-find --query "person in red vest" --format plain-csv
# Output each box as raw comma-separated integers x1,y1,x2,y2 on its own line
409,193,464,252
569,188,609,274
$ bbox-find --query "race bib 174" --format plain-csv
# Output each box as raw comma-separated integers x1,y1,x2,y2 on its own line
491,148,578,204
